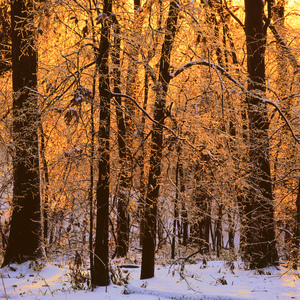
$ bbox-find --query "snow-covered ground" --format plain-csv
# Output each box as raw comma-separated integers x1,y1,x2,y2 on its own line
1,258,300,300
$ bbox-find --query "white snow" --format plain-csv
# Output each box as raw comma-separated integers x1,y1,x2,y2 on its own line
1,259,300,299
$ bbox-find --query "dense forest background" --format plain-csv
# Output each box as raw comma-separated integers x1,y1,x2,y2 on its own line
1,0,300,288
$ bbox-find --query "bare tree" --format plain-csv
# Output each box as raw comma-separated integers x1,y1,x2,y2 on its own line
141,0,179,280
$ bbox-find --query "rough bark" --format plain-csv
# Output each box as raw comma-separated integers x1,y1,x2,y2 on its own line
243,0,278,268
112,17,130,258
2,0,42,266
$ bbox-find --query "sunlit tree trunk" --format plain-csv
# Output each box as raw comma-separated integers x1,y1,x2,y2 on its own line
140,1,179,279
2,0,42,266
92,0,112,286
243,0,278,268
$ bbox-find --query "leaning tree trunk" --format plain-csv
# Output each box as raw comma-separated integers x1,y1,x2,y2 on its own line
92,0,112,287
2,0,42,266
243,0,278,268
140,1,179,279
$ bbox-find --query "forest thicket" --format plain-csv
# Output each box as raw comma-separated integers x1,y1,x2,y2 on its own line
1,0,300,287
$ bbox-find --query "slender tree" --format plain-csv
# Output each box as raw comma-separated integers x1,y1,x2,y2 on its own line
111,15,130,258
0,0,11,75
92,0,112,286
141,0,179,279
242,0,279,268
2,0,42,266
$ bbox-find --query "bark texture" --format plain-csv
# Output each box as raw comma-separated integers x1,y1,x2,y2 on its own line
243,0,278,268
2,0,41,266
92,0,112,286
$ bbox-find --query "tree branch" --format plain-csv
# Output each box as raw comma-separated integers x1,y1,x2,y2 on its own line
172,59,300,144
263,14,300,70
110,91,205,151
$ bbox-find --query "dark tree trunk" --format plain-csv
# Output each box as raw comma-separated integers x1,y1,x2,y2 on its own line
193,182,211,253
40,126,50,244
112,17,130,258
140,1,179,279
89,67,97,285
243,0,278,268
138,71,149,247
2,0,42,266
171,158,180,259
115,0,143,256
114,0,142,258
227,212,235,252
216,204,223,258
205,0,223,67
292,178,300,269
179,156,188,246
92,0,112,287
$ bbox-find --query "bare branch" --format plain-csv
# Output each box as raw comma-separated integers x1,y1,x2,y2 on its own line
223,0,244,29
263,14,300,70
110,91,205,151
172,60,300,144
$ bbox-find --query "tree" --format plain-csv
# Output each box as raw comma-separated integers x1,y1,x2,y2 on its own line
92,0,112,286
242,0,279,268
113,12,130,259
140,0,179,280
2,0,42,266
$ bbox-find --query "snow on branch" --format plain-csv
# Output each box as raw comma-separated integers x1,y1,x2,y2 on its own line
172,60,300,144
110,92,205,151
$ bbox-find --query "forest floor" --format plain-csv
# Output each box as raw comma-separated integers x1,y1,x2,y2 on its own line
1,252,300,300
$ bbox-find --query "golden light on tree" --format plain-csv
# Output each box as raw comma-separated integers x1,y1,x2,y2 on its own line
1,0,300,291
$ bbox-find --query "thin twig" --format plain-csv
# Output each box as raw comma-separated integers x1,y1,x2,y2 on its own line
172,59,300,144
110,91,205,151
0,271,8,300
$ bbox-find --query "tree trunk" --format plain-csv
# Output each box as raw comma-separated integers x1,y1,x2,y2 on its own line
140,1,179,279
194,184,210,253
2,0,42,266
112,17,130,258
171,158,180,259
216,204,223,258
92,0,112,286
89,66,97,285
243,0,278,268
179,155,188,246
292,178,300,269
138,71,149,247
